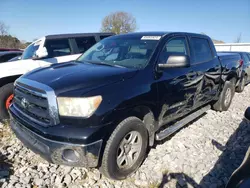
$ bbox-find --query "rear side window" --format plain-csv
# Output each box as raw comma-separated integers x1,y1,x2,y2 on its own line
190,38,213,63
45,39,71,58
75,37,96,53
100,35,111,40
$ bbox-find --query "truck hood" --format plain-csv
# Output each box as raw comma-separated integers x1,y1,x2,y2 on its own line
22,61,138,95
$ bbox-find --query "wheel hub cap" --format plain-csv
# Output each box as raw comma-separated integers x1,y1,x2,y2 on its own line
116,131,142,169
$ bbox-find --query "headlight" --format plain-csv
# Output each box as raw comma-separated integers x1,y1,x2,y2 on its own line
57,96,102,117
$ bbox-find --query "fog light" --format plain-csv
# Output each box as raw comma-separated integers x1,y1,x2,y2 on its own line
62,149,80,163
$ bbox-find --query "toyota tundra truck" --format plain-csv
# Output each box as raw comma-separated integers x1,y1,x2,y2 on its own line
9,32,242,180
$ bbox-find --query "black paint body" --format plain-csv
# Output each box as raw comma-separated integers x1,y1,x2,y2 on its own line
9,32,242,167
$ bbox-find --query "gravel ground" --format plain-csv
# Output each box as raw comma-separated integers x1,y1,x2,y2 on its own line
1,86,250,188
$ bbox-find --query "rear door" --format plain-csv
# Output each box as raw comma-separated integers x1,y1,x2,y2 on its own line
188,36,221,107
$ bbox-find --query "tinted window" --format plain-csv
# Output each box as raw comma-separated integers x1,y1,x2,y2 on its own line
158,37,187,63
45,39,71,58
247,53,250,62
190,38,213,63
22,43,40,60
0,53,21,63
242,53,250,63
75,37,96,53
78,36,159,69
100,35,111,40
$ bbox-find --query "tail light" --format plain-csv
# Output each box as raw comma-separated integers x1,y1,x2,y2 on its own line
239,59,244,66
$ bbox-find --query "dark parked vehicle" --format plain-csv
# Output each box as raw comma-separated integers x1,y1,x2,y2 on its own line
0,48,22,52
9,32,241,180
8,55,21,62
0,51,23,63
218,51,250,92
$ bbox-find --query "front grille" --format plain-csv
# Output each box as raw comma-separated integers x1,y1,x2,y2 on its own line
14,83,51,126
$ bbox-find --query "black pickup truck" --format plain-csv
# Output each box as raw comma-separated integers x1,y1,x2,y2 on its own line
9,32,242,180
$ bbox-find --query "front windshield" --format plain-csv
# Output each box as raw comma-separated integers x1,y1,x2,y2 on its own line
77,36,159,69
22,42,40,60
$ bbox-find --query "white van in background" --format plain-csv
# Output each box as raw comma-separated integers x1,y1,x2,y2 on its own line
0,32,113,119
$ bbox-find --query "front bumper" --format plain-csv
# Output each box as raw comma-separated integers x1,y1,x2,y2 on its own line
10,117,102,168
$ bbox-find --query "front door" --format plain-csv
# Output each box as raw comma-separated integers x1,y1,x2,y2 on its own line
156,36,199,126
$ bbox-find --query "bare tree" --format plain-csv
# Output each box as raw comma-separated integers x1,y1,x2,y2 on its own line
0,21,9,36
101,11,137,34
234,33,242,43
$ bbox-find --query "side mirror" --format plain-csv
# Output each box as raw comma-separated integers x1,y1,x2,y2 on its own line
33,47,48,60
158,55,190,69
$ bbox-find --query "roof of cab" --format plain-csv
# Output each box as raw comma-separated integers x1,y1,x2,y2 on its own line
45,32,114,40
219,51,249,54
217,52,241,60
109,31,208,39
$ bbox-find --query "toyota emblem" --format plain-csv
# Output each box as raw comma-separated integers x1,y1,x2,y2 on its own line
21,98,29,109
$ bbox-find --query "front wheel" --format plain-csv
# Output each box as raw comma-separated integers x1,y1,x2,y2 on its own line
0,83,14,119
212,80,235,111
100,117,148,180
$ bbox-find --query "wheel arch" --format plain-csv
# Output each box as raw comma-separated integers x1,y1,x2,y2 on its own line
0,75,22,88
124,105,157,146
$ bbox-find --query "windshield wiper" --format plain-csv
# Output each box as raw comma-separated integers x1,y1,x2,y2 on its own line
84,60,125,68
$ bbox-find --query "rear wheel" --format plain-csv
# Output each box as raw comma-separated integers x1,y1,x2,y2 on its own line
100,117,148,180
236,76,246,93
212,80,235,111
0,83,14,119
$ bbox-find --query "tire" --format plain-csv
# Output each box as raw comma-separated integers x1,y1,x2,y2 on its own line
0,83,14,119
100,117,148,180
212,80,235,111
236,76,246,93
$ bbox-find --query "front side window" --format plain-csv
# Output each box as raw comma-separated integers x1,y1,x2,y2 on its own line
77,36,159,69
190,37,213,63
158,37,187,63
45,39,71,58
75,37,96,53
22,43,40,60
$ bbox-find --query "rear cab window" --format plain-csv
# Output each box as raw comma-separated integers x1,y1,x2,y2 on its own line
45,39,71,58
190,37,213,64
75,37,97,53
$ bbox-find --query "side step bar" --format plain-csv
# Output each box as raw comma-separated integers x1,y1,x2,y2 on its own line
155,105,211,141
